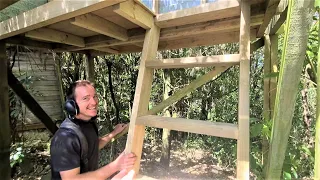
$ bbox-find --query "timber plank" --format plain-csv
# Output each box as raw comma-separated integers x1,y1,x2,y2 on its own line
137,115,238,139
25,28,85,47
125,24,160,175
237,1,250,179
71,13,129,41
0,40,11,179
257,0,281,37
146,54,240,69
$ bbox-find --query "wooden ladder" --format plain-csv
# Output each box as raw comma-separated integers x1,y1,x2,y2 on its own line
125,1,251,179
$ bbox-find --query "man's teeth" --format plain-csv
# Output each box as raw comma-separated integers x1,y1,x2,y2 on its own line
88,107,96,110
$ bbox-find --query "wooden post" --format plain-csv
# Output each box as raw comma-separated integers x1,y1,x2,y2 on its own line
237,1,250,179
0,41,11,180
54,52,66,118
125,24,160,175
263,34,278,173
152,0,159,14
86,53,95,83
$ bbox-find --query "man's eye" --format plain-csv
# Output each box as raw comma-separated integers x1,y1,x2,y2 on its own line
83,97,89,101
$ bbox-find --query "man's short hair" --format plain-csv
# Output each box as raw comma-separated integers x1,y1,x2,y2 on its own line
66,80,94,99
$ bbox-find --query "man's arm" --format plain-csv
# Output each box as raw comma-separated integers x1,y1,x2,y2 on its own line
99,133,115,150
99,124,128,150
60,152,136,180
60,161,118,180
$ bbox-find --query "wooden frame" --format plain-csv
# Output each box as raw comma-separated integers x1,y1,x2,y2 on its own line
0,0,126,40
147,66,230,115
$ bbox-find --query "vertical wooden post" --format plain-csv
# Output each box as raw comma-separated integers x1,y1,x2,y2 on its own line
152,0,159,14
86,53,95,83
125,24,160,175
237,1,250,180
0,41,11,180
263,34,278,173
270,35,278,111
54,52,66,117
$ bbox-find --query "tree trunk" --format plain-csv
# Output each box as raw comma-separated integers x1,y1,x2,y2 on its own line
0,41,11,180
86,53,95,83
160,69,172,169
265,0,314,179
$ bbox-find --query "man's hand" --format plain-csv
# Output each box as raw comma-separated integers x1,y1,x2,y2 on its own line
112,123,128,135
114,152,137,171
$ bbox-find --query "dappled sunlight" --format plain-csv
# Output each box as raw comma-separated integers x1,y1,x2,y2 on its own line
140,140,235,179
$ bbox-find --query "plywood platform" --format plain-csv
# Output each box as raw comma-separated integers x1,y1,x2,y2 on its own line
0,0,276,55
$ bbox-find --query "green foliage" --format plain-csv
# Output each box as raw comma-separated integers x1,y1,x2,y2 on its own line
10,144,24,167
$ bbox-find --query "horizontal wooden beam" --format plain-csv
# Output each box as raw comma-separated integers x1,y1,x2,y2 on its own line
0,0,126,40
94,47,119,54
160,14,263,41
147,66,230,115
136,115,238,139
71,13,128,41
113,0,154,29
25,28,85,47
251,38,265,53
156,0,240,28
158,29,257,51
257,0,281,37
5,36,53,49
146,54,240,69
8,70,58,134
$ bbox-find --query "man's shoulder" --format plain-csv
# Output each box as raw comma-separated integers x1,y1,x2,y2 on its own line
51,128,80,148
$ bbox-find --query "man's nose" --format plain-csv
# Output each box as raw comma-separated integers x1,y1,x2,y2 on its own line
90,97,98,105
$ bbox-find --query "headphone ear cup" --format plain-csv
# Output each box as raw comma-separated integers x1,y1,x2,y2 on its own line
65,99,79,116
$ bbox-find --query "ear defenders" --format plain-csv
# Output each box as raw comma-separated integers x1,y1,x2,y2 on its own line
65,98,80,116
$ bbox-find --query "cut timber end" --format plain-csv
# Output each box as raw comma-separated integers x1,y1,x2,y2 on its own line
113,0,154,29
146,54,240,69
136,115,238,139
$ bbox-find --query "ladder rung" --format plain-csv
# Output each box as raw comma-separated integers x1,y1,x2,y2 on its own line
136,115,238,139
146,54,240,69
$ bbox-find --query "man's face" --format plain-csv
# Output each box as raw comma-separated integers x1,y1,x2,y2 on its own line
74,84,98,120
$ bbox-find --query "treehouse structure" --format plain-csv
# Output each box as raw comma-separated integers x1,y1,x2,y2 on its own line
0,0,287,179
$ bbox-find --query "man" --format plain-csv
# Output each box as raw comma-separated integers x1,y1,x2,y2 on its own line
50,80,136,179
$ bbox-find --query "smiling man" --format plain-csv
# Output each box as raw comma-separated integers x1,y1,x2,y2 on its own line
50,80,136,180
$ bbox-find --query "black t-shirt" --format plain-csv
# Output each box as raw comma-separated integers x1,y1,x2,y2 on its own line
50,118,99,180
